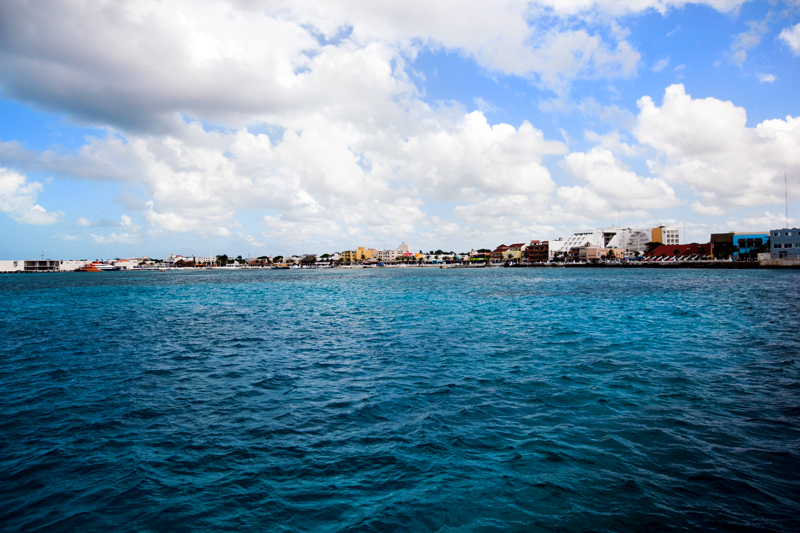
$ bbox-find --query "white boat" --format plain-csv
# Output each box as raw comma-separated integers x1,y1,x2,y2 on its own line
91,262,121,271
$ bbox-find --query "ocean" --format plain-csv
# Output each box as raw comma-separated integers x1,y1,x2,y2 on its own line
1,268,799,532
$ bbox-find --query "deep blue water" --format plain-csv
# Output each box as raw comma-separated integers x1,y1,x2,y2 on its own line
1,268,799,532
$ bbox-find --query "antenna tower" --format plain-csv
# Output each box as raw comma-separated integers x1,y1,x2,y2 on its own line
786,173,789,229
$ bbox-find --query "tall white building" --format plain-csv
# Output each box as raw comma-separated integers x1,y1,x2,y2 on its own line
396,243,412,254
552,227,656,255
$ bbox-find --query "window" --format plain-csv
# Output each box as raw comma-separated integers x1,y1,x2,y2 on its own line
774,244,782,248
786,232,790,236
774,232,779,236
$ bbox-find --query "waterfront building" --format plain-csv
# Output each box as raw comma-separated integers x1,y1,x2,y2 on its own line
732,232,769,260
396,243,412,255
578,246,624,262
0,260,23,273
551,227,656,257
651,226,680,246
377,249,397,263
491,243,525,263
647,243,711,260
342,247,376,263
60,260,89,271
0,260,61,272
524,240,549,262
770,228,800,259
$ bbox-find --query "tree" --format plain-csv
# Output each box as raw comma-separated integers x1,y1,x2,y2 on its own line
217,254,229,266
235,255,243,264
606,249,616,260
673,248,681,257
477,248,491,253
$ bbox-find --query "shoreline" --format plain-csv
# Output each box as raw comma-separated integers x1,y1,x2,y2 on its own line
4,260,800,273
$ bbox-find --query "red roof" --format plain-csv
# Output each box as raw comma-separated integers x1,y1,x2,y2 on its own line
648,243,710,257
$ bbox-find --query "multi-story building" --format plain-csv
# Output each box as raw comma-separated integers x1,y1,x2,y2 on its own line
552,227,658,257
396,243,412,255
652,226,680,246
770,228,800,259
524,240,549,262
342,247,376,263
377,249,397,263
732,232,769,260
492,243,525,263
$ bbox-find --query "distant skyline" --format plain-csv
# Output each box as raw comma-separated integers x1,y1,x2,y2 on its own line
1,0,799,258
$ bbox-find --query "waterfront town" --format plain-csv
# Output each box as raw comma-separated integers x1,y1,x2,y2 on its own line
2,225,800,273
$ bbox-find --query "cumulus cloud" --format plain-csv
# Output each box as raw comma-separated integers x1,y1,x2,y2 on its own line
759,73,777,83
0,168,62,224
560,147,679,217
778,22,800,56
635,84,800,208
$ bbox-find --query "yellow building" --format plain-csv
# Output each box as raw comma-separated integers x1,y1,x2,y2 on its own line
342,247,377,263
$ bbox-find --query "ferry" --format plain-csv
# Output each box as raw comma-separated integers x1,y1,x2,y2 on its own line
78,262,121,272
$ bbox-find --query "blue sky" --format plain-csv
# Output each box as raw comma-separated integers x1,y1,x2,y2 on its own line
1,0,799,259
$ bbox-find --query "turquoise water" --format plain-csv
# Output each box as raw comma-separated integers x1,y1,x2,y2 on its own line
1,268,799,531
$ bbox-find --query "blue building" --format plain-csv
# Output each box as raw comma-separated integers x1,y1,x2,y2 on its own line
732,232,769,260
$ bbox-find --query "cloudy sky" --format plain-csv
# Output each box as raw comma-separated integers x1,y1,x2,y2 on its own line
1,0,799,258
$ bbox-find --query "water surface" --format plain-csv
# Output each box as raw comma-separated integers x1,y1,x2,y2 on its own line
1,268,799,531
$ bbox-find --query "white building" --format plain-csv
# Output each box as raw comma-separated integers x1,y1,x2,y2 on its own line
378,249,397,262
396,243,412,254
552,227,657,256
0,260,23,273
59,260,88,271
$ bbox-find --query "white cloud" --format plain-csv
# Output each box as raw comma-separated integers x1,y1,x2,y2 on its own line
0,168,62,225
778,22,800,56
651,58,670,72
560,147,679,215
727,210,795,229
691,202,725,216
635,84,800,208
759,73,777,83
90,232,142,245
729,19,768,65
52,232,79,241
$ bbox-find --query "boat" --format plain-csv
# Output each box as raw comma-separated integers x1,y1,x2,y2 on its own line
92,262,121,271
77,262,120,272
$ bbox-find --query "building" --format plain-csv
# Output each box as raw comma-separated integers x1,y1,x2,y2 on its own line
0,260,23,273
524,240,549,262
396,243,412,255
710,232,734,259
342,247,376,263
770,228,800,259
377,249,397,263
552,227,660,257
647,243,711,260
652,226,680,246
578,246,624,262
60,260,89,271
732,232,769,260
492,243,525,263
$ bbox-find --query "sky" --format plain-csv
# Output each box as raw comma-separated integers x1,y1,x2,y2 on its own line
1,0,799,259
